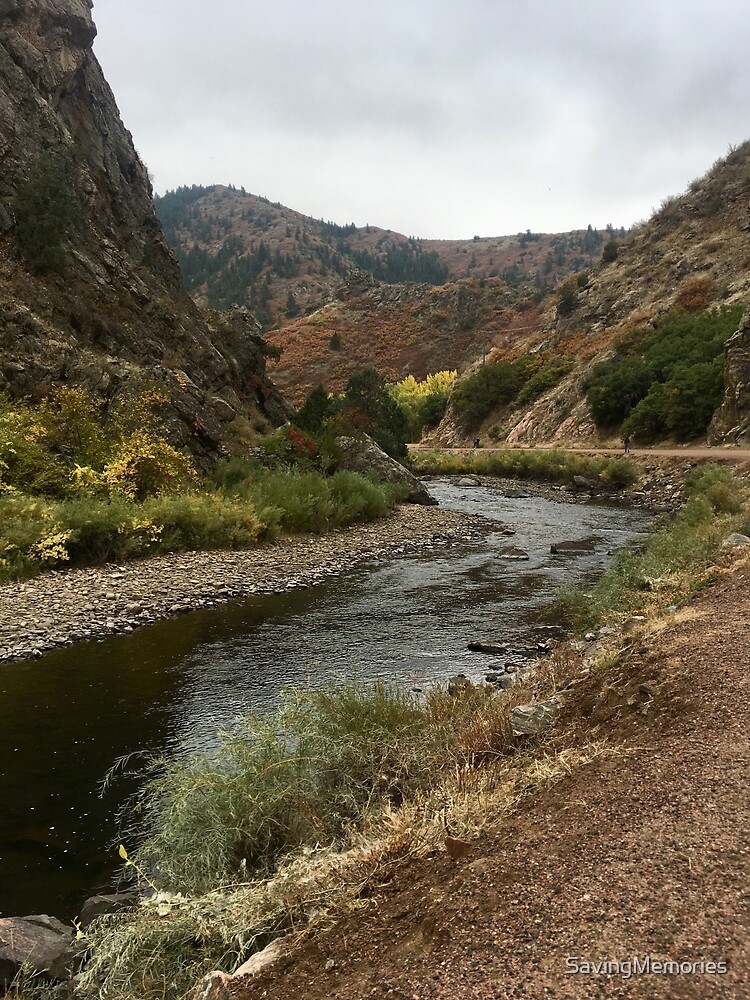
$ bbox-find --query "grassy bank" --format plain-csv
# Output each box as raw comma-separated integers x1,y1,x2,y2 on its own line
0,390,402,583
545,464,748,631
411,447,637,488
74,659,609,999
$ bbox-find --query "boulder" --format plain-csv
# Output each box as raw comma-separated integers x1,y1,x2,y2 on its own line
504,488,531,499
191,937,290,997
498,545,530,561
572,476,597,490
722,532,750,549
0,915,85,985
335,435,437,505
510,699,560,737
550,539,596,554
234,938,290,978
78,892,137,929
468,641,507,655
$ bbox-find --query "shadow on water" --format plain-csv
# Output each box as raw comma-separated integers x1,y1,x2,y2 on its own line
0,479,651,918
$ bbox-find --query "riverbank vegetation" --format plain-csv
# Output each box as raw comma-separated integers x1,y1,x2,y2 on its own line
545,464,748,630
0,389,400,583
11,457,750,998
410,447,638,488
75,659,611,999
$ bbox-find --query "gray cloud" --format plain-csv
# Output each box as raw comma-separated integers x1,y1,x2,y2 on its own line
92,0,750,237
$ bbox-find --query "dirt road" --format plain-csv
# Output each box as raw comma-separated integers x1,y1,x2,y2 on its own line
410,443,750,464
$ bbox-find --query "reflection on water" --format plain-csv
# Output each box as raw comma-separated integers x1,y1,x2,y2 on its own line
0,480,650,918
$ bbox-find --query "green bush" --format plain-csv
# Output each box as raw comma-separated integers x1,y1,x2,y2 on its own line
546,465,747,632
585,306,743,440
452,355,572,428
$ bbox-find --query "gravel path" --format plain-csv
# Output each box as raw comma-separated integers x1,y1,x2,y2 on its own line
0,506,481,664
230,559,750,999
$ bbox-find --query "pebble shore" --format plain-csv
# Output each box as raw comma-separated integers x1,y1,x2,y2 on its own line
0,506,482,664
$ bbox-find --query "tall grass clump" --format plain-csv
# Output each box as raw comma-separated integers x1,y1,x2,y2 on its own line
77,652,591,999
412,448,637,489
213,461,392,537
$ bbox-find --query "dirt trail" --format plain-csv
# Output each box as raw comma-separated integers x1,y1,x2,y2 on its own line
231,560,750,999
411,444,750,463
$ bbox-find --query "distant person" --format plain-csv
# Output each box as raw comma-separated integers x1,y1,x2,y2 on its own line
623,435,631,454
473,436,480,449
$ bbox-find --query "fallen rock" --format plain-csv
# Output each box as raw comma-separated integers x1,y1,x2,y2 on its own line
722,532,750,549
572,476,597,490
0,915,85,986
468,641,507,655
191,939,290,998
498,545,530,561
457,476,481,487
550,540,596,554
511,699,559,737
78,892,137,929
191,971,233,1000
504,488,531,499
234,938,290,978
335,434,437,505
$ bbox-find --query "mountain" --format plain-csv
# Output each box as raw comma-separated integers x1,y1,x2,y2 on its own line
0,0,288,455
432,142,750,446
155,185,618,402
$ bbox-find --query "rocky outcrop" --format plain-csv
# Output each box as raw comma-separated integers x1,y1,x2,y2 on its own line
0,1,288,451
335,434,437,504
709,308,750,444
0,914,85,985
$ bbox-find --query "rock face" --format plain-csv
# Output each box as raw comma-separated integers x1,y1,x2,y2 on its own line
335,435,437,505
0,0,289,452
0,914,85,985
709,308,750,444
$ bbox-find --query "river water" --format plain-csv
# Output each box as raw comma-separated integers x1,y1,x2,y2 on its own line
0,479,650,919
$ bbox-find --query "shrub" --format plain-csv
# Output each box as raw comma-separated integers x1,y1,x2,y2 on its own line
556,282,579,317
602,240,619,263
388,371,457,440
586,306,743,439
674,275,715,311
104,430,197,500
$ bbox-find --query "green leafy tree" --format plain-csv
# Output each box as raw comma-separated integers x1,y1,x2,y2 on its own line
602,240,619,263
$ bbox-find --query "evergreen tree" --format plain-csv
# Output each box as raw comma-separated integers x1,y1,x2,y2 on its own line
15,152,78,274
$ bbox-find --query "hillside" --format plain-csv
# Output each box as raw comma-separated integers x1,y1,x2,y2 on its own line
155,185,619,402
0,0,288,456
432,142,750,448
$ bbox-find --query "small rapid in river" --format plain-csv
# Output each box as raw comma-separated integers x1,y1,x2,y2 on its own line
0,479,651,919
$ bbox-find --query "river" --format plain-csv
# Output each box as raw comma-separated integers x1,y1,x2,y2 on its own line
0,479,650,919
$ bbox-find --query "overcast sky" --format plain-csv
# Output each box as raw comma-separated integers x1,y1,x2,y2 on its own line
91,0,749,240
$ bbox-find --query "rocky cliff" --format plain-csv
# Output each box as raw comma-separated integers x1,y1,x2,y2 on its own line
0,0,289,452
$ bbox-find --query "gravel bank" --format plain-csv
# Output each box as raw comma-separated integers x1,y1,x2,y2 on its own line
0,506,482,664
